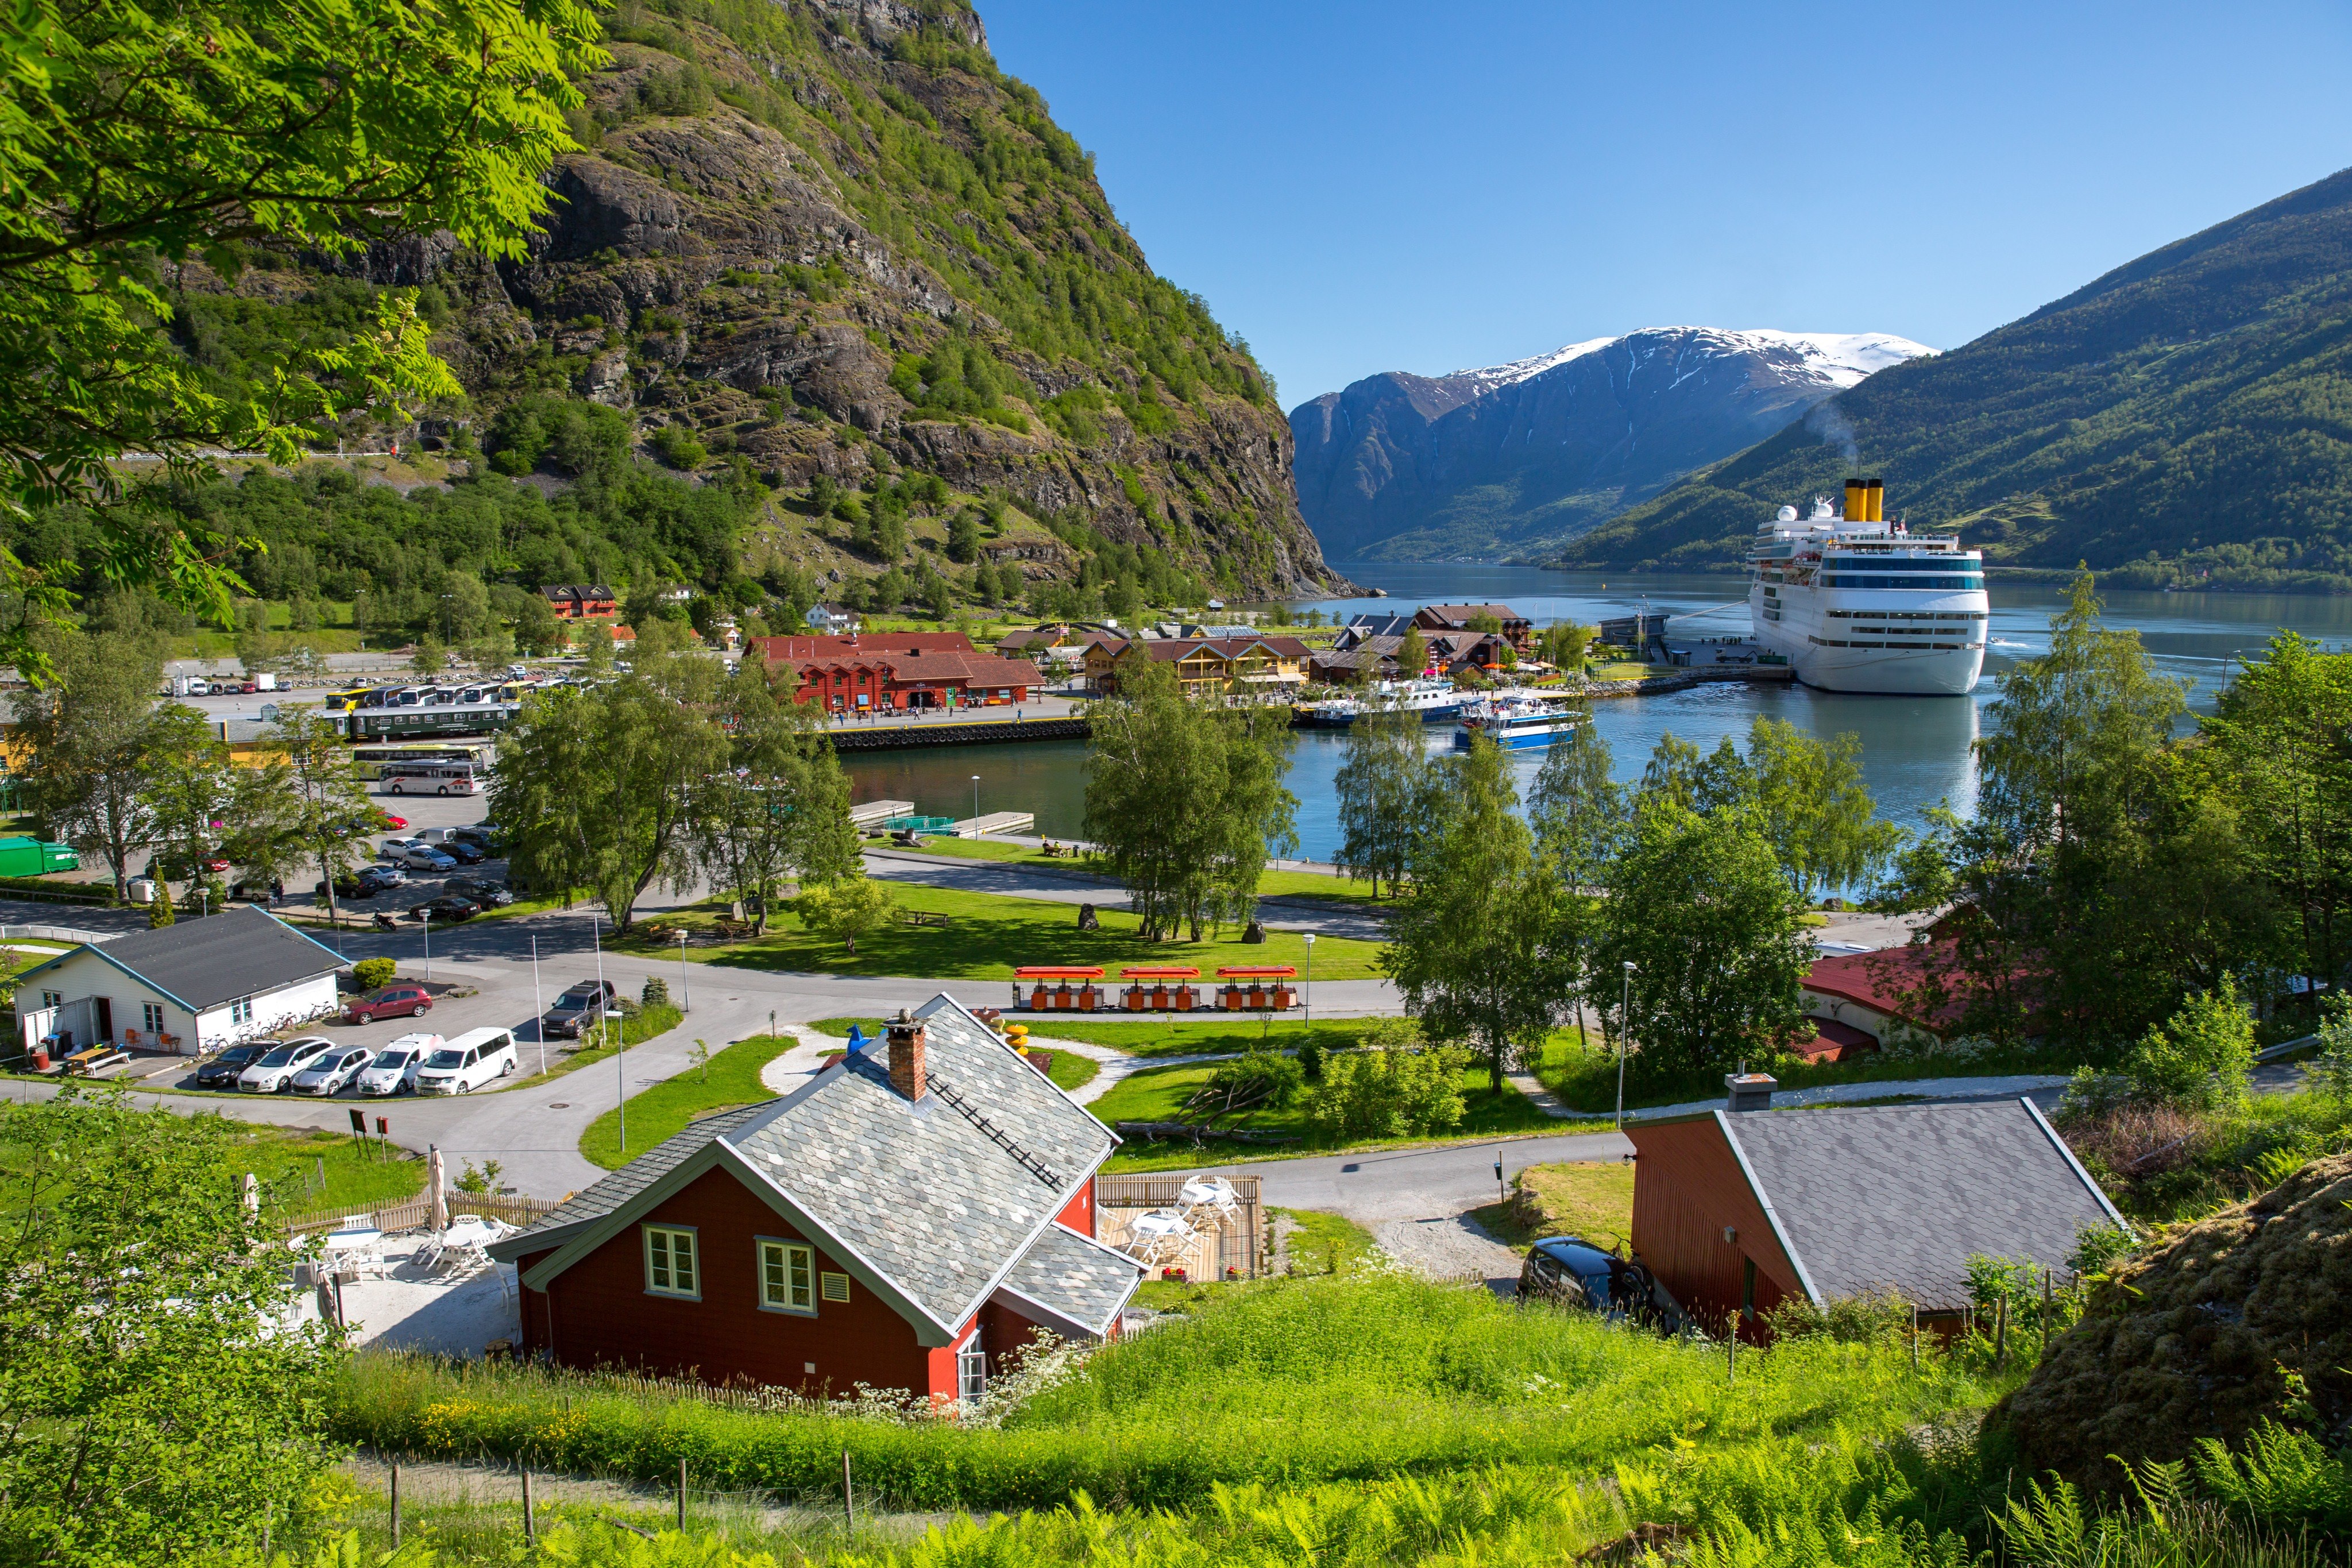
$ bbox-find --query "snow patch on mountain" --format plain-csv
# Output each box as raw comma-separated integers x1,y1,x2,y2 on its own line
1446,327,1935,396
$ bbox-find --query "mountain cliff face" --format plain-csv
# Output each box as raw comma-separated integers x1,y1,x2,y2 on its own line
1555,168,2352,588
1289,328,1930,561
203,0,1336,599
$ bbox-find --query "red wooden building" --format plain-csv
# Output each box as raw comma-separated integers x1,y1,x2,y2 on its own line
485,998,1142,1400
750,632,1038,713
541,584,619,621
1623,1094,2125,1342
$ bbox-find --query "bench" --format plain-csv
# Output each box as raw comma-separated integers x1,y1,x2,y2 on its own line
64,1047,130,1076
897,910,950,929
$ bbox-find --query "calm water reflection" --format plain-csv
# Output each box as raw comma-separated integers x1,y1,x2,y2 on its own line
845,563,2352,863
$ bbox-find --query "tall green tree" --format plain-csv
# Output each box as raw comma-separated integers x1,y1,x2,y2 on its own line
1331,697,1435,898
696,661,851,933
1384,735,1569,1092
1528,702,1624,1041
1589,797,1813,1080
1083,658,1297,941
1743,717,1905,902
250,705,376,925
492,654,727,931
0,0,603,673
10,630,202,893
0,1092,340,1565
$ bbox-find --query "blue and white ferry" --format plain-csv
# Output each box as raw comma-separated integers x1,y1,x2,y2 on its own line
1296,678,1466,728
1451,696,1579,750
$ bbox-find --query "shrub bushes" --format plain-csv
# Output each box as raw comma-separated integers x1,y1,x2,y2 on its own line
351,957,396,991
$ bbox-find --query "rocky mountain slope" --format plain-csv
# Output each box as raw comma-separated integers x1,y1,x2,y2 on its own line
1555,167,2352,588
175,0,1337,601
1288,328,1930,561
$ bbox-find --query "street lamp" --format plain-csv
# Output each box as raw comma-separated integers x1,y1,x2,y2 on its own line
1302,932,1315,1029
420,909,432,982
970,774,981,833
1617,961,1636,1129
677,931,690,1014
530,934,545,1076
592,910,621,1152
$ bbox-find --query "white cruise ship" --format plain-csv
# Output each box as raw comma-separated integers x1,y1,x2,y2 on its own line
1748,479,1987,696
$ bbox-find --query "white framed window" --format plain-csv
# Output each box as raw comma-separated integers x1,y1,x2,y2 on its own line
142,1003,165,1034
759,1239,814,1314
39,991,60,1010
229,997,254,1026
957,1330,986,1404
643,1225,699,1298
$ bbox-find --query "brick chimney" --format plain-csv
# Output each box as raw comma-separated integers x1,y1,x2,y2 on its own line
886,1007,926,1100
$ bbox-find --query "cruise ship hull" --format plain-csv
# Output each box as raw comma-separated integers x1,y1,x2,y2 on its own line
1752,608,1986,695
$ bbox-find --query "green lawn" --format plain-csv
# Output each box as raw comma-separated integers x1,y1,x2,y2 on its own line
1530,1025,2067,1113
661,881,1385,980
507,1002,685,1091
238,1123,426,1218
1092,1057,1559,1172
881,840,1388,908
1471,1160,1637,1253
580,1033,794,1168
805,1017,1099,1091
982,1016,1391,1060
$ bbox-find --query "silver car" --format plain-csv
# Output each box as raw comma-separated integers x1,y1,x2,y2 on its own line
290,1045,374,1095
237,1036,335,1092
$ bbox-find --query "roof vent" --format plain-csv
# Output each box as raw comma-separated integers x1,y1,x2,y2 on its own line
1725,1071,1777,1113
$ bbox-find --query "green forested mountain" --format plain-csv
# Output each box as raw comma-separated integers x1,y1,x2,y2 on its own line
1554,167,2352,589
8,0,1335,640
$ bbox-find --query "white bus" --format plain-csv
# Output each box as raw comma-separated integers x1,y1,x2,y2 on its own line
379,759,479,797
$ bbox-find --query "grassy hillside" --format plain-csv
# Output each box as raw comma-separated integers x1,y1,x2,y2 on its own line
1556,167,2352,590
11,0,1337,647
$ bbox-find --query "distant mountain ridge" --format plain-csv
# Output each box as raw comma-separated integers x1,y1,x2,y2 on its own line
1288,327,1933,561
1554,167,2352,589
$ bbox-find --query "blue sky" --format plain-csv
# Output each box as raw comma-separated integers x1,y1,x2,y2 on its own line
978,1,2352,407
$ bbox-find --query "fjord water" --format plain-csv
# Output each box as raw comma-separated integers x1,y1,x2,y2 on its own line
844,564,2352,864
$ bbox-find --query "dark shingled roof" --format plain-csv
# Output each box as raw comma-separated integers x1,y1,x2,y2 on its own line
1718,1100,2126,1311
996,1223,1145,1338
30,906,343,1011
490,996,1127,1336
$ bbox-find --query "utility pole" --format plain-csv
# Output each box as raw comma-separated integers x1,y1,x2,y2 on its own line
1617,961,1636,1129
678,932,690,1013
531,934,544,1076
593,911,621,1152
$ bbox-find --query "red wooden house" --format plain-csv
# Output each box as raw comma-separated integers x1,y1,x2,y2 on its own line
750,633,1038,713
541,584,620,621
485,998,1142,1400
1624,1095,2125,1342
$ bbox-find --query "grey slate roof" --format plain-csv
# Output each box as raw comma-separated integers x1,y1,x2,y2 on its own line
1721,1100,2125,1311
491,996,1119,1335
997,1223,1145,1338
27,905,343,1011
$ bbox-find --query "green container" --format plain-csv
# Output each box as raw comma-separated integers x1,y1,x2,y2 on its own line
0,837,79,877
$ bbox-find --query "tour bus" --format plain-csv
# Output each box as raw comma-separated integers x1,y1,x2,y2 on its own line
322,687,373,712
378,758,479,797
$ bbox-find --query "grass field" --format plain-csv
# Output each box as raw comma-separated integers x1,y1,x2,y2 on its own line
580,1033,793,1168
890,841,1389,908
507,1002,685,1092
240,1122,426,1216
1472,1160,1637,1253
804,1018,1099,1092
1090,1056,1556,1171
947,1015,1392,1059
652,881,1385,980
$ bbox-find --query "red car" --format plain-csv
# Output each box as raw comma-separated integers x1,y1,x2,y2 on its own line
376,811,409,831
346,983,433,1025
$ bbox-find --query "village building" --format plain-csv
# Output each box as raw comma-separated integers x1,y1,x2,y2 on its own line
751,633,1038,713
1333,612,1416,651
1412,603,1535,653
1800,941,1978,1052
1080,635,1313,697
11,906,346,1056
485,999,1144,1398
1624,1095,2125,1341
804,604,859,635
540,585,619,621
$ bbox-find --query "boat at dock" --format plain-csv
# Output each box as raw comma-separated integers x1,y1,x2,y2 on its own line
1452,695,1581,750
1295,677,1466,727
1747,478,1987,695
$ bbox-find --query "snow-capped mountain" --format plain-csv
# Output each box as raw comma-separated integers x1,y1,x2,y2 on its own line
1289,326,1934,561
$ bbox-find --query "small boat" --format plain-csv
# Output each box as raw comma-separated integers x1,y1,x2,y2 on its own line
1453,695,1579,750
1297,678,1465,727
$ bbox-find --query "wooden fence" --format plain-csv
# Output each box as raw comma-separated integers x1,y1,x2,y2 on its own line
279,1191,563,1235
1095,1173,1265,1280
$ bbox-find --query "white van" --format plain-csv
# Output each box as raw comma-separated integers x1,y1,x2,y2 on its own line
357,1033,441,1096
413,1026,519,1095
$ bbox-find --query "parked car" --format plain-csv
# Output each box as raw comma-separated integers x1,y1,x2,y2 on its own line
378,837,417,861
414,1027,519,1095
407,895,480,923
356,1034,439,1096
540,979,618,1039
440,840,486,865
237,1036,336,1092
452,822,503,847
443,877,513,907
1515,1237,1659,1324
376,812,409,831
290,1045,374,1095
397,844,457,873
316,866,400,901
195,1041,272,1090
346,983,432,1025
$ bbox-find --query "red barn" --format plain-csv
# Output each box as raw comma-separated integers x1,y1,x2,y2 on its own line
1624,1095,2125,1342
485,998,1141,1400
